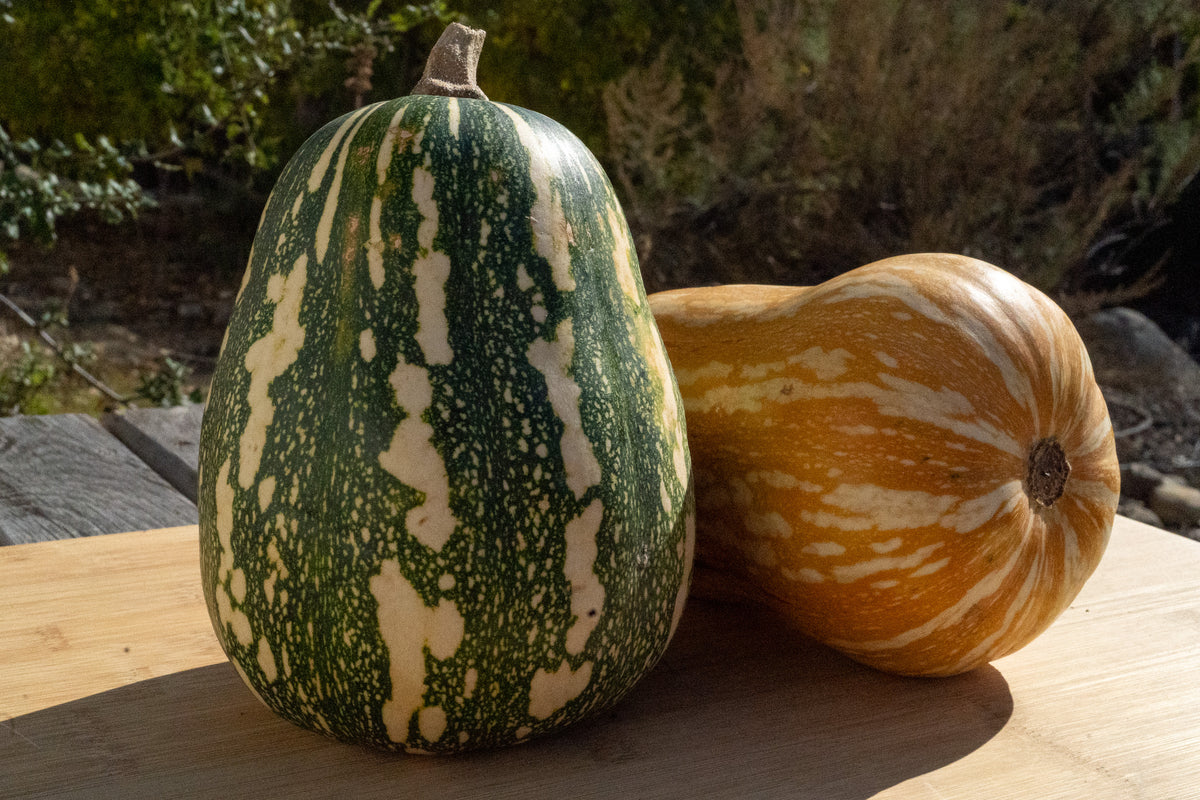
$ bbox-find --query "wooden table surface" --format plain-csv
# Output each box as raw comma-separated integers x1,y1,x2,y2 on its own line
2,407,1199,797
2,514,1199,799
0,406,202,545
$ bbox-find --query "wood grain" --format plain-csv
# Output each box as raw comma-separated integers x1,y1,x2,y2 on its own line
2,517,1198,799
102,404,203,502
0,414,198,546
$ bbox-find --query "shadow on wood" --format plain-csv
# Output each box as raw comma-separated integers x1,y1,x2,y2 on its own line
1,598,1012,799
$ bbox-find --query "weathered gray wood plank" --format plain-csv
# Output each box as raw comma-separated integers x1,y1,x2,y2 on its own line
102,404,203,502
0,414,197,546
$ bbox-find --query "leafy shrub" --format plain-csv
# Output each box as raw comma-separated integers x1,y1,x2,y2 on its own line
0,0,450,270
0,126,151,274
604,0,1200,297
0,0,449,414
0,304,96,415
0,337,64,415
454,0,741,152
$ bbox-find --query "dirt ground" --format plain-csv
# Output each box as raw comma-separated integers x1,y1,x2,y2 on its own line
1,197,256,410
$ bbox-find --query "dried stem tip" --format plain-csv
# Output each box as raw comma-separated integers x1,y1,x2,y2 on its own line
1026,437,1071,507
412,22,489,100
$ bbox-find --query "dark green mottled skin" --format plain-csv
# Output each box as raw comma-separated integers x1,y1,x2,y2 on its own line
199,95,693,753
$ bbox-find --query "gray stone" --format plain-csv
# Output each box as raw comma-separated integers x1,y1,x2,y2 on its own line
1076,307,1200,401
1176,460,1200,489
1148,480,1200,529
1119,498,1165,528
1119,462,1165,501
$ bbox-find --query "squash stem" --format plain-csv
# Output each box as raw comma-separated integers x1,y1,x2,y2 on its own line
1027,437,1071,507
411,22,489,100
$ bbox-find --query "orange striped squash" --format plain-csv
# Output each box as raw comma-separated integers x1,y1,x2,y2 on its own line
649,253,1120,676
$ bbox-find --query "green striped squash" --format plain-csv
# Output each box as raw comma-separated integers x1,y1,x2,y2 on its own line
198,26,693,753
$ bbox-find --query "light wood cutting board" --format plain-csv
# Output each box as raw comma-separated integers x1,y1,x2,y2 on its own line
2,517,1199,799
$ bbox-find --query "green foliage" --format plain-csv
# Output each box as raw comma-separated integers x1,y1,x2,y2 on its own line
153,0,306,172
0,340,61,415
1,0,451,414
0,307,96,415
0,1,449,270
1100,4,1200,215
134,356,204,407
0,1,450,254
454,0,740,152
0,304,203,415
4,0,1199,417
0,0,168,143
604,0,1200,296
0,124,153,273
0,0,449,150
151,0,450,172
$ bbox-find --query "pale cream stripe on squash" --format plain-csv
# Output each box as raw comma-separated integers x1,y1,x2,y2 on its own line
501,103,621,718
410,159,455,366
830,542,946,584
605,202,640,303
825,497,1097,675
307,105,370,193
215,459,281,694
826,538,1027,661
378,359,455,551
526,318,602,500
528,660,594,721
314,104,377,264
367,104,411,291
239,253,308,489
447,97,460,138
939,481,1025,534
614,222,693,640
496,105,575,292
670,511,696,639
683,373,1023,458
673,360,733,387
359,329,377,361
370,559,466,748
367,197,386,291
1076,402,1119,459
376,104,408,183
818,269,1038,419
214,459,253,648
781,481,1025,586
563,499,606,655
941,547,1044,673
1066,476,1121,514
727,347,853,382
644,321,689,492
376,138,458,552
803,483,960,534
523,315,606,718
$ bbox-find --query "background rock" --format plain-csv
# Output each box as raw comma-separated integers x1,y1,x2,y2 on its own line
1118,498,1165,529
1148,480,1200,529
1119,462,1164,502
1077,306,1200,538
1075,306,1200,401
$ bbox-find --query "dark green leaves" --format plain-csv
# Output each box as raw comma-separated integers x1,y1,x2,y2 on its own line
0,125,151,268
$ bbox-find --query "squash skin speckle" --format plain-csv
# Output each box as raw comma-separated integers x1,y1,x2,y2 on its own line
199,94,693,753
651,254,1118,677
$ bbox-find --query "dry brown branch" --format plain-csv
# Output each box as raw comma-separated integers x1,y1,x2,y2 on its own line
602,0,1195,297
